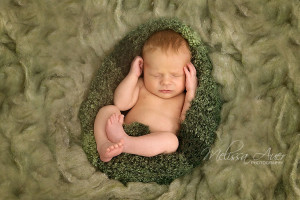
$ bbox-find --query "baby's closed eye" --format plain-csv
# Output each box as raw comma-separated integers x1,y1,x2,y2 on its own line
151,74,161,78
171,73,184,77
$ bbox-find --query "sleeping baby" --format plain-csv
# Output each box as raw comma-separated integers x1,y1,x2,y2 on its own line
94,30,197,162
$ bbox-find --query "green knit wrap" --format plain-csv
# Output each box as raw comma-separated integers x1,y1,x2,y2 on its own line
79,18,223,185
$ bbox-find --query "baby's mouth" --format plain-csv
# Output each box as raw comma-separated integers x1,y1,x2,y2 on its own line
159,90,172,93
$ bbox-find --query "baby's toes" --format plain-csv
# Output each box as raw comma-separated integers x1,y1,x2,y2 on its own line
108,115,113,124
114,113,120,122
109,145,115,151
111,114,116,121
118,139,124,146
118,114,124,124
109,114,117,123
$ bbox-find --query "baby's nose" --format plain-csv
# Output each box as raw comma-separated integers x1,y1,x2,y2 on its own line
161,75,171,85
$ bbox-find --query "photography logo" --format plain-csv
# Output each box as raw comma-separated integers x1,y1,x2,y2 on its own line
203,140,286,165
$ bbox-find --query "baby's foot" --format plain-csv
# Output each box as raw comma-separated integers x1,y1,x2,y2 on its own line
98,140,124,162
106,113,127,143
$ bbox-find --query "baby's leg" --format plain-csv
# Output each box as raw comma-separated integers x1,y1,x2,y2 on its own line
124,131,179,157
94,105,124,162
106,114,179,157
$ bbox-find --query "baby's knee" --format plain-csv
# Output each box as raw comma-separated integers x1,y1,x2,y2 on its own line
164,133,179,154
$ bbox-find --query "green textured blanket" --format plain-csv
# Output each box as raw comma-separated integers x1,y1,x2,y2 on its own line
1,0,299,199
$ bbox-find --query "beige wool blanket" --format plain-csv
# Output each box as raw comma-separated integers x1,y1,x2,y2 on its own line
0,0,299,199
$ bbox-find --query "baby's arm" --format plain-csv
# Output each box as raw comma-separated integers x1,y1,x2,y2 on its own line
180,62,197,122
114,56,143,111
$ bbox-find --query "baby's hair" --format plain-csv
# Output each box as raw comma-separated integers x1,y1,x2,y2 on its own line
142,30,191,57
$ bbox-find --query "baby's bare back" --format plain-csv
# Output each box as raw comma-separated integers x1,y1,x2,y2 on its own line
124,82,185,133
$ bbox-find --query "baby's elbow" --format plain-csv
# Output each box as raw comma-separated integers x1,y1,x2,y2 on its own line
115,99,134,111
114,100,127,111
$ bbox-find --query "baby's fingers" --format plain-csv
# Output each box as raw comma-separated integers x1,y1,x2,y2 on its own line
185,63,198,88
184,66,193,81
186,62,196,76
183,66,190,75
130,56,144,77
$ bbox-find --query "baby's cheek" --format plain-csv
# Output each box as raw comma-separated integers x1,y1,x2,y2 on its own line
181,78,186,86
179,79,186,91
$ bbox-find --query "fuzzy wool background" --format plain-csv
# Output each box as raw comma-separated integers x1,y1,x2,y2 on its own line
0,0,299,199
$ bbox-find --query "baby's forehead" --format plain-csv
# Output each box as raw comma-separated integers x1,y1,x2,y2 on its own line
144,49,191,64
144,45,191,56
144,49,190,70
146,61,187,74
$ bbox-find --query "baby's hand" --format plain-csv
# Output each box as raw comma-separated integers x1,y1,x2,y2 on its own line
129,56,143,77
184,62,197,101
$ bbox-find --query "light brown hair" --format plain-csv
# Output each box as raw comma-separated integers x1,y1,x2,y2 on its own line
142,30,191,57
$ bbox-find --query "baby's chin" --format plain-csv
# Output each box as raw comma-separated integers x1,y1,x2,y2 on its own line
152,90,184,99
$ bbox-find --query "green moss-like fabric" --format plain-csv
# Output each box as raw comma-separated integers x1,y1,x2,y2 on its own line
79,18,222,184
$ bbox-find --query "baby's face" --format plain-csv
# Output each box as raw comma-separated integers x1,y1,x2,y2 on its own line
143,47,191,99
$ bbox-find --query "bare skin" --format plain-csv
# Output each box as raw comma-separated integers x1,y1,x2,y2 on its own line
106,113,126,143
95,47,197,162
98,140,123,162
94,105,124,162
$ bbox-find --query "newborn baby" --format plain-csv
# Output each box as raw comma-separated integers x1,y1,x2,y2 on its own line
94,30,197,162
